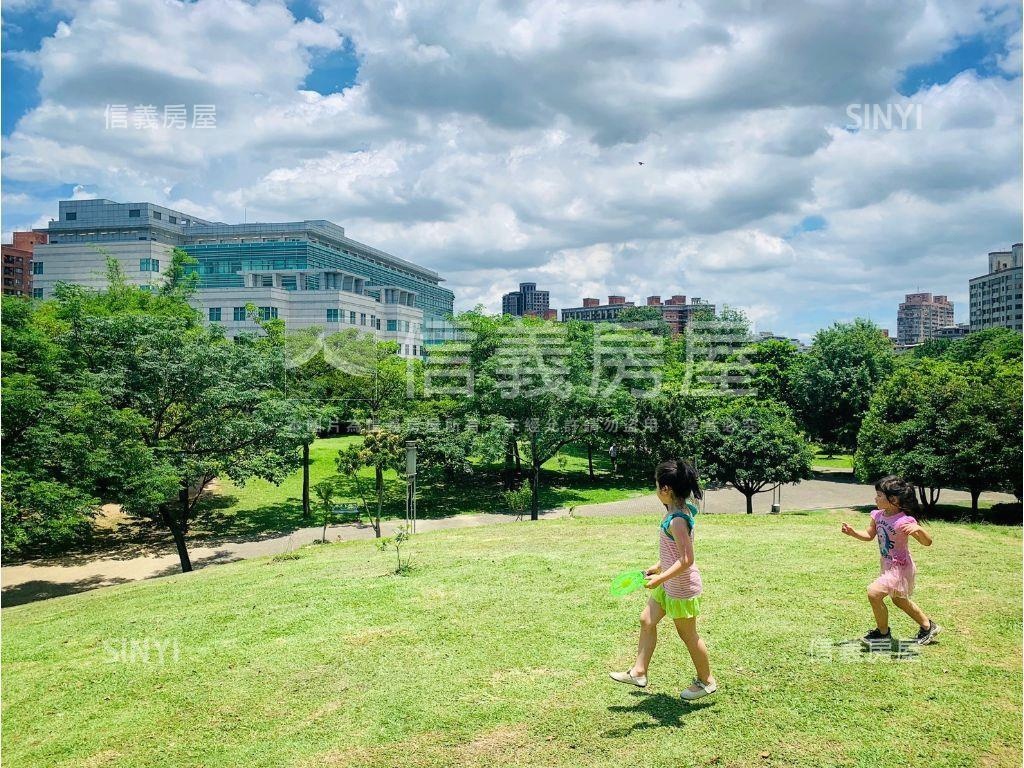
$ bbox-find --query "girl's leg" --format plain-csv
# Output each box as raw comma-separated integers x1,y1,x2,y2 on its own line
891,594,929,628
867,586,890,632
631,598,666,677
673,617,713,685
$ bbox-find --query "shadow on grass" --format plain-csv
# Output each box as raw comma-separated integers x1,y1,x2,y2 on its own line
603,690,714,736
1,575,135,607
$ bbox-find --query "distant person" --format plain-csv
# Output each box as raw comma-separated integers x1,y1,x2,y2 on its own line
609,458,716,701
608,443,618,473
841,475,941,646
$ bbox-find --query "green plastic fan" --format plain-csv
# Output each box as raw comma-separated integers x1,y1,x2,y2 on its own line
609,570,646,597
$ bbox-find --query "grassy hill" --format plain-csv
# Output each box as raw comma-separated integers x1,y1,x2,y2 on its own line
3,511,1021,768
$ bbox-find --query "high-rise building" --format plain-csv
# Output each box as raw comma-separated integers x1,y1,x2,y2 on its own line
896,292,954,345
31,199,454,356
2,231,47,297
502,282,550,316
969,243,1022,333
560,293,715,332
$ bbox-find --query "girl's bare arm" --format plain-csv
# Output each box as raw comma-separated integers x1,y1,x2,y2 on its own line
900,522,932,546
648,519,693,586
841,517,876,542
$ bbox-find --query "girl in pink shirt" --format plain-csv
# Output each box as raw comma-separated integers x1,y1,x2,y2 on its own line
610,458,716,701
841,475,941,646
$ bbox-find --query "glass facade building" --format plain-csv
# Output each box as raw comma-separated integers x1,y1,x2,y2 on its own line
37,199,455,335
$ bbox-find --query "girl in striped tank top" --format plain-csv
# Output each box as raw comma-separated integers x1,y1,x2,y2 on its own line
610,458,717,701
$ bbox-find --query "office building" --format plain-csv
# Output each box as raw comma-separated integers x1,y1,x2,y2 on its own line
560,294,715,333
502,282,550,317
31,199,455,356
896,293,954,345
2,231,47,297
969,243,1022,332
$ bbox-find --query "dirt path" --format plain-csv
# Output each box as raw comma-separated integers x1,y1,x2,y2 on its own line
2,473,1014,607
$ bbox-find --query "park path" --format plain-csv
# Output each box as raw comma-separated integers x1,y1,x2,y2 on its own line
2,471,1014,607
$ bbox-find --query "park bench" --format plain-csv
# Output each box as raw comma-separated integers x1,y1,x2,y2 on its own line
330,502,363,525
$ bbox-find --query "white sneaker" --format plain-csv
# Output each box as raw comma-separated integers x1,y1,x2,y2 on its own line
680,677,717,701
609,670,647,688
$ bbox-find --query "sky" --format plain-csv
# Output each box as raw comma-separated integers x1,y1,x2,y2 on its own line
2,0,1021,339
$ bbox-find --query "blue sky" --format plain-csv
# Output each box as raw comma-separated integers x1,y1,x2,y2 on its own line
2,0,1021,339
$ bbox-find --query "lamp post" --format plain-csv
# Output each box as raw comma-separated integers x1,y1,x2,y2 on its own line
405,440,417,532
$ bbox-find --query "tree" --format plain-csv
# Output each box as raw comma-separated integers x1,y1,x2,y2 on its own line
2,279,306,570
693,398,813,514
856,358,1023,514
746,338,802,406
336,427,404,537
313,479,338,542
788,319,894,454
468,315,639,519
618,307,671,336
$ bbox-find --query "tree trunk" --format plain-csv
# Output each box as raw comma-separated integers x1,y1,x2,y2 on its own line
513,440,522,475
302,441,311,520
531,462,540,521
503,440,515,490
587,445,594,480
374,465,384,538
745,492,754,515
969,488,981,515
915,485,941,514
163,489,193,573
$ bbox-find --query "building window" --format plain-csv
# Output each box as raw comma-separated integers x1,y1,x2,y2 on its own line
152,211,162,220
129,209,141,218
327,308,340,322
262,275,274,287
360,313,366,326
349,311,356,324
32,262,43,275
403,320,410,332
209,307,222,322
233,306,247,322
258,306,278,321
140,258,151,272
405,344,410,355
151,258,159,272
32,288,43,299
65,212,77,221
413,345,418,356
168,216,177,224
387,320,398,332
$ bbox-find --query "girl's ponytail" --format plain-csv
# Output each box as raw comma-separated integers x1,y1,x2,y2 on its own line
655,458,703,502
874,475,921,517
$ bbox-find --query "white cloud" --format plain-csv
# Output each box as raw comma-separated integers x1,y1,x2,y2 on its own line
1,0,1020,335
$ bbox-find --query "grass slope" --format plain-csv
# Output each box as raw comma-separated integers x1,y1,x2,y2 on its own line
3,512,1020,768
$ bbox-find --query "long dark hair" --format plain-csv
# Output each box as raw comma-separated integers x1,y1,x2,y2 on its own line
874,475,921,516
655,458,703,502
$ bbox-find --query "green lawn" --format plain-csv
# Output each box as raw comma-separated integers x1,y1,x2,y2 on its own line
3,511,1020,767
197,438,649,539
810,445,855,470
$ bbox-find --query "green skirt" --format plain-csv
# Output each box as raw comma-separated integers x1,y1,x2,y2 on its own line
652,585,702,619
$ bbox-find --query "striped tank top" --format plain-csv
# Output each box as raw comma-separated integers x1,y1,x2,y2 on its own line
658,502,703,600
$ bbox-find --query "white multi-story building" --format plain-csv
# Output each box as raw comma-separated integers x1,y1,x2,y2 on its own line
30,199,455,357
970,243,1023,333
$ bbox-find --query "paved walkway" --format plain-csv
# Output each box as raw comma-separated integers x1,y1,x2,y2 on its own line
2,471,1014,607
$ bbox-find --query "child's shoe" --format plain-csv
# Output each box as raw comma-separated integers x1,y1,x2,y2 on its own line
861,627,893,650
915,621,941,645
680,677,716,701
609,670,647,688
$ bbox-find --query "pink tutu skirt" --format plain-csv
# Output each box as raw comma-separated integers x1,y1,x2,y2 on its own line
870,563,916,598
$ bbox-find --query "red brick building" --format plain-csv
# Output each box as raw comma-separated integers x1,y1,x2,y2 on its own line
2,231,47,297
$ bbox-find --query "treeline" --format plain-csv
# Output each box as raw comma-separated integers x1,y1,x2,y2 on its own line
2,267,1021,572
